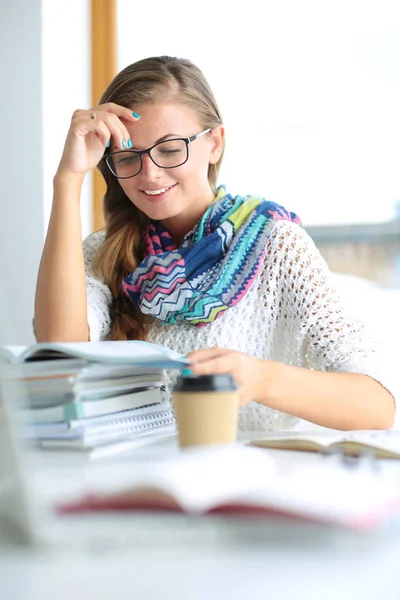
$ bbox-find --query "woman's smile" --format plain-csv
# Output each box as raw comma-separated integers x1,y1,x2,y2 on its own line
139,183,178,202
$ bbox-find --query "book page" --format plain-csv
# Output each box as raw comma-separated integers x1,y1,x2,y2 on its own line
250,430,346,451
250,430,400,456
156,446,276,513
21,340,189,368
334,431,400,457
229,459,400,529
61,445,277,511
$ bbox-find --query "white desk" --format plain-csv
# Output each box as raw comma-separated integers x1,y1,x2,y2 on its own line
2,432,400,600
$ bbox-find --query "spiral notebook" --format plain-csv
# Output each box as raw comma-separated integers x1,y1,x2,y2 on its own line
25,402,176,450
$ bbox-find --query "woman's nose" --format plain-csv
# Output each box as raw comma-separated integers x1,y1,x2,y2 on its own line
140,153,163,178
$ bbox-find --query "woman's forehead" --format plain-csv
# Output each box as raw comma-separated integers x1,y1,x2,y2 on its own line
124,101,203,146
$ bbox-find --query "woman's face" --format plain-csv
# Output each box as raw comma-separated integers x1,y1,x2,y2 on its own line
112,101,224,227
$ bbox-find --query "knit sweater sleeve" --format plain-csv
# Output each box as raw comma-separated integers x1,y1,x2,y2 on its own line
83,231,112,341
273,221,399,424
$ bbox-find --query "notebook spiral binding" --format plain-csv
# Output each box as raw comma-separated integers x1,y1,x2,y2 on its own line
84,410,176,440
86,408,174,429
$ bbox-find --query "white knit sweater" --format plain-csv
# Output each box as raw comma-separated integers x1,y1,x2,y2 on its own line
84,221,397,431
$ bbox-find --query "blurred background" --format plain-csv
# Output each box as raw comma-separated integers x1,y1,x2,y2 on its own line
1,0,399,344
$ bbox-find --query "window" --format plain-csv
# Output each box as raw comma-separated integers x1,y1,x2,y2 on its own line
117,0,400,286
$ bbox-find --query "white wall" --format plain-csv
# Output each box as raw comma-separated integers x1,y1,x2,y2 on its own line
0,0,45,345
0,0,91,345
42,0,92,240
117,0,400,227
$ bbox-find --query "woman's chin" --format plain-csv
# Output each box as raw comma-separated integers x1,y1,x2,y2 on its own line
131,200,183,222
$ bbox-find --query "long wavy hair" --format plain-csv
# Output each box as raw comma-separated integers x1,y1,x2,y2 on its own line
92,56,224,340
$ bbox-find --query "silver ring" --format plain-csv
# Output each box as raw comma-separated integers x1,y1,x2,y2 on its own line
90,112,96,120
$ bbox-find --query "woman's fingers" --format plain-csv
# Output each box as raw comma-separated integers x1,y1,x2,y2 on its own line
94,102,140,123
91,121,112,149
189,353,239,377
72,103,140,150
91,103,140,149
71,111,123,150
94,112,129,150
187,346,232,363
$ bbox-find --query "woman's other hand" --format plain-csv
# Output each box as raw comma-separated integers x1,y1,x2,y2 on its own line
56,103,140,178
186,347,281,407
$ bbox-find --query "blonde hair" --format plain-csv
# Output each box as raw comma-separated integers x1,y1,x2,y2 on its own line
93,56,224,340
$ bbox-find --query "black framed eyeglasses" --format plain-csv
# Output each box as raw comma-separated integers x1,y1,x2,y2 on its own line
104,128,212,179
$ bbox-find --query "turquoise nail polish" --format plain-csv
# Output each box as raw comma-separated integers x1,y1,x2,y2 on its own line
181,367,193,376
128,138,133,148
132,111,140,119
122,140,127,149
106,140,110,148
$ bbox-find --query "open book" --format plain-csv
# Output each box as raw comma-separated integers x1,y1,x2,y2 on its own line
57,444,400,531
249,430,400,459
0,340,189,370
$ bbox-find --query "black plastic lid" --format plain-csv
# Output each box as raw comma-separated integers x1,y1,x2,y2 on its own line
173,374,238,392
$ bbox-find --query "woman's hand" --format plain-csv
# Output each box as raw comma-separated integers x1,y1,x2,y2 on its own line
186,347,280,407
56,103,140,179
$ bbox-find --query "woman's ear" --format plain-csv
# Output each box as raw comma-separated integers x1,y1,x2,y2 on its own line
208,125,225,164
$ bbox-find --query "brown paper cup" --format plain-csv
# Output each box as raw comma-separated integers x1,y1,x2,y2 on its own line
173,390,239,448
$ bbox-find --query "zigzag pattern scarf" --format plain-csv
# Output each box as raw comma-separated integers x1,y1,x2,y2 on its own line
122,186,301,326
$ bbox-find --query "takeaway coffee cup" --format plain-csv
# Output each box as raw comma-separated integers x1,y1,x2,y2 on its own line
173,374,239,448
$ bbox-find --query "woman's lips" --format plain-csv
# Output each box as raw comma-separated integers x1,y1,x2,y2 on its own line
140,183,177,202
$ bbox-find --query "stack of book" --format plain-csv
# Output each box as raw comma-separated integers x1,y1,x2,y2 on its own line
0,340,189,453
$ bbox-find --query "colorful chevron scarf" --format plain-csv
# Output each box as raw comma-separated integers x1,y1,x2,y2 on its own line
122,186,301,326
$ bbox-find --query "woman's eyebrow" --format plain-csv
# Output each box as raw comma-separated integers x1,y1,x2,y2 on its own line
154,133,180,143
132,133,183,150
133,133,181,147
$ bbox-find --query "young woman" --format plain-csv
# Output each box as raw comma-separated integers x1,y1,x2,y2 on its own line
34,56,396,431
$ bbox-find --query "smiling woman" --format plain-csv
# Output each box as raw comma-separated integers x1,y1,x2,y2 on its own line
34,55,398,433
